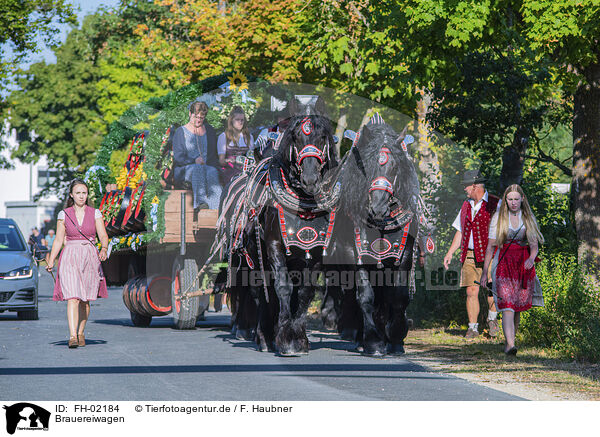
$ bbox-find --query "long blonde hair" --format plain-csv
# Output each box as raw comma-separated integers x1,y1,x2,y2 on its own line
496,184,544,246
225,106,251,148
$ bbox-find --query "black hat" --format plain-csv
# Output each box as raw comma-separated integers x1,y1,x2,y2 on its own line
461,169,487,185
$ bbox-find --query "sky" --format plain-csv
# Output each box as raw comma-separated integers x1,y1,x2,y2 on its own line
24,0,121,68
0,0,120,97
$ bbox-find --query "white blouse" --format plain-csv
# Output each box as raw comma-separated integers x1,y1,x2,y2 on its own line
217,132,254,155
489,210,523,240
58,209,102,226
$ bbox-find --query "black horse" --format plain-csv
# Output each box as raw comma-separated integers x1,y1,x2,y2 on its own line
324,115,428,356
248,111,340,355
212,165,260,341
209,103,340,354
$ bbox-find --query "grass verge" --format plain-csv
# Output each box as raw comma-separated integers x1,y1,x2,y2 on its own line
405,328,600,400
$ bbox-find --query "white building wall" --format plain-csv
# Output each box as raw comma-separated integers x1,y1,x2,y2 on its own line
0,121,61,234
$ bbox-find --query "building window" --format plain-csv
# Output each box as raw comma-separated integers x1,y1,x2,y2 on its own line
37,168,58,188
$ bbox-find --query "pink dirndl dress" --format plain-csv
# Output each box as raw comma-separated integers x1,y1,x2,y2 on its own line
52,206,108,301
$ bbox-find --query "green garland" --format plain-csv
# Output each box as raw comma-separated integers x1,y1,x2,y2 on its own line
92,74,265,245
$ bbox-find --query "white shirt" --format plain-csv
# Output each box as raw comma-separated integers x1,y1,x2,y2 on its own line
58,208,102,226
452,191,500,249
489,210,523,240
217,132,254,155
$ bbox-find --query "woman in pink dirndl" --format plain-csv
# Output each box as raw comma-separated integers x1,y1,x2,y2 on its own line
480,184,544,356
46,179,109,348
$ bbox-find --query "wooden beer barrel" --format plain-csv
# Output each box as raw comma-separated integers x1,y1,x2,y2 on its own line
122,275,146,315
137,275,172,317
122,274,172,317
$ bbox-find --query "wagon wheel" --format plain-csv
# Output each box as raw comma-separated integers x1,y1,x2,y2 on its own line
171,256,201,329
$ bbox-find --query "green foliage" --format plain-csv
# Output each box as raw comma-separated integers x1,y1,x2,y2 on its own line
4,20,105,185
108,148,129,182
519,255,600,362
0,0,76,90
428,49,562,169
521,161,576,255
301,0,413,111
93,74,232,243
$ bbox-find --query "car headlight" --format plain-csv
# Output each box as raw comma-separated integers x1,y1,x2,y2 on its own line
4,267,33,280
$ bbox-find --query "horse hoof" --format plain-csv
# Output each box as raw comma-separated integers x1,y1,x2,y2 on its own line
362,343,387,357
362,350,386,358
323,320,337,331
387,344,405,355
236,328,254,341
278,350,302,357
340,329,357,342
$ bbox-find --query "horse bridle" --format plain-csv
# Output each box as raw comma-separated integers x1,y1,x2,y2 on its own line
368,145,400,205
291,142,331,175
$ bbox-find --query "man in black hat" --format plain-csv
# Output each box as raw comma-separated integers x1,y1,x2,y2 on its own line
443,169,500,339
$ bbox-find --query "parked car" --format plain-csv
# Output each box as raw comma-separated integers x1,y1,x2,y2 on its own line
0,218,39,320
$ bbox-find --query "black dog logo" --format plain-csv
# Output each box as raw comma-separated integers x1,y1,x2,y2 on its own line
3,403,50,435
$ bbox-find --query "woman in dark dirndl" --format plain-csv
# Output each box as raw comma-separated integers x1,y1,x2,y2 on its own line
480,184,544,355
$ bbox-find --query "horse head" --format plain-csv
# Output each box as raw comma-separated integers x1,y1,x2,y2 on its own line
341,115,419,222
277,114,337,196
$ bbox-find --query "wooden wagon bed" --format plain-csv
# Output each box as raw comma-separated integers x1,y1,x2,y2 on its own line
161,189,218,243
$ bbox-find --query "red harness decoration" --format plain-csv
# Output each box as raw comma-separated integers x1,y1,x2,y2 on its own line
301,117,313,136
296,144,324,165
274,202,337,257
378,146,391,165
280,169,299,199
369,177,394,195
354,222,411,267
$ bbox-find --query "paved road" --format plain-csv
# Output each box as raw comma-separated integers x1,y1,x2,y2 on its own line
0,271,521,401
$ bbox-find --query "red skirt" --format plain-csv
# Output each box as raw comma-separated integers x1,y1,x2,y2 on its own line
495,243,537,312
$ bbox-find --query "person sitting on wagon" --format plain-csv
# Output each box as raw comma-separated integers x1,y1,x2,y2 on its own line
173,100,222,211
217,106,254,186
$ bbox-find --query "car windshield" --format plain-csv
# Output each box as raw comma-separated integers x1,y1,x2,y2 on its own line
0,224,26,251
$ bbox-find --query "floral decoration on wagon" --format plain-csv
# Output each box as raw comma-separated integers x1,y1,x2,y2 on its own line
90,74,263,247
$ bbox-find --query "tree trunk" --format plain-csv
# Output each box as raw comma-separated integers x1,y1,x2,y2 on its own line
572,61,600,280
498,126,528,193
334,110,348,158
415,88,441,214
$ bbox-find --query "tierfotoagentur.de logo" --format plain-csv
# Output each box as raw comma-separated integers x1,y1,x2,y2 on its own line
3,403,50,435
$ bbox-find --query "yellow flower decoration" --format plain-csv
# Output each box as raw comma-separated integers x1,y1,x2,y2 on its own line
152,196,160,204
228,72,248,92
116,167,128,190
120,237,126,243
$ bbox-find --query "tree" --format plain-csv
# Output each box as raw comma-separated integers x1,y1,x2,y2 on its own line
0,0,76,90
3,3,179,188
520,0,600,275
4,16,106,184
427,49,571,191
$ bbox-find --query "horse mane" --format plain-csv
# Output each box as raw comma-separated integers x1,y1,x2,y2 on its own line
339,122,420,221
